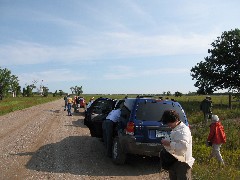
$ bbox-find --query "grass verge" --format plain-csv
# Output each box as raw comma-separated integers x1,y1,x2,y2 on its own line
0,96,61,116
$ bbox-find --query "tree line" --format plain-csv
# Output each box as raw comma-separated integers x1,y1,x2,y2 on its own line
0,68,83,99
0,70,49,99
0,68,21,100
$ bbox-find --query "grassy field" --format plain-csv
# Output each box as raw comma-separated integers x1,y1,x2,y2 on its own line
84,94,240,123
0,96,61,116
83,94,240,179
1,94,239,179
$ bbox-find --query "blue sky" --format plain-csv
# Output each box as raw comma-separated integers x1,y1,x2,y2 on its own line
0,0,239,94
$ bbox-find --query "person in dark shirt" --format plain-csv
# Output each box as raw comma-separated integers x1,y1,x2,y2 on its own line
200,96,213,124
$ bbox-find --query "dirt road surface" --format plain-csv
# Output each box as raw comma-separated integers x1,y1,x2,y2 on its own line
0,99,169,180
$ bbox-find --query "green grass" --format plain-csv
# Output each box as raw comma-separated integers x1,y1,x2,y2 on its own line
191,120,240,180
82,94,240,179
0,96,61,116
1,94,240,179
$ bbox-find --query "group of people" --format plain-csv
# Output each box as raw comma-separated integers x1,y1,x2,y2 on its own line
63,95,227,180
102,96,225,180
160,108,226,180
200,96,226,166
64,95,93,116
160,96,226,179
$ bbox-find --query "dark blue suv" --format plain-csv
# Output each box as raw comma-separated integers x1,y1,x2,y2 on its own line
112,97,189,164
84,96,189,165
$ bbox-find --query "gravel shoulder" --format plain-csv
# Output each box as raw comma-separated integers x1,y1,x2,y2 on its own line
0,99,168,180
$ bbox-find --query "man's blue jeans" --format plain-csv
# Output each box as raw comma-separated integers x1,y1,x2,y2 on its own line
67,103,72,115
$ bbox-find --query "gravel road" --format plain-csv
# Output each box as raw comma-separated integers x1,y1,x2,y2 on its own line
0,99,169,180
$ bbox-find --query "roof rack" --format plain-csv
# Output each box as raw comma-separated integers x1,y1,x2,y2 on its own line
136,95,154,98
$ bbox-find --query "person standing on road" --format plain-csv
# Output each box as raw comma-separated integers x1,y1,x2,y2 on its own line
102,102,123,157
200,96,213,124
207,114,226,167
67,95,73,116
73,96,79,113
63,94,68,111
161,110,195,180
86,97,95,110
85,97,95,115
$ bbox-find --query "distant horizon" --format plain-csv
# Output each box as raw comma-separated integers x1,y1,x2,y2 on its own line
29,90,230,95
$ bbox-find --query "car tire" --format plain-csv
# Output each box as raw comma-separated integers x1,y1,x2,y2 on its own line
84,118,89,127
112,137,126,165
89,129,95,137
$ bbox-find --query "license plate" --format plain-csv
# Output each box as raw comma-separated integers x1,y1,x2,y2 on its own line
156,130,165,138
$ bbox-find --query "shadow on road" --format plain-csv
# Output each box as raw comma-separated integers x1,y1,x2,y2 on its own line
71,119,86,128
13,136,161,177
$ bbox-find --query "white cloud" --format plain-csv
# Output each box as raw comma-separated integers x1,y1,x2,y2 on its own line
103,66,135,79
0,41,99,65
103,65,189,80
18,68,87,86
0,31,214,66
95,31,215,57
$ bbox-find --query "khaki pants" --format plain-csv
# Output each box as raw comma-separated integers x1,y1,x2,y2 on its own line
209,144,224,164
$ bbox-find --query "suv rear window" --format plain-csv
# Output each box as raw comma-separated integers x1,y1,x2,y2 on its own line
92,100,114,114
135,102,186,122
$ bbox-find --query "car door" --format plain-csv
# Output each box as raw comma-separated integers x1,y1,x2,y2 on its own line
86,98,116,138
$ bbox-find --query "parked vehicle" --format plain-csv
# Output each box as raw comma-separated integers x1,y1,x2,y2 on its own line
84,97,118,137
85,96,189,165
112,97,189,164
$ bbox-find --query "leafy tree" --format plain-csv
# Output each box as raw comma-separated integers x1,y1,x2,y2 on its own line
70,87,74,94
0,67,20,99
191,28,240,94
0,68,11,99
16,86,21,97
26,86,33,97
9,75,20,97
70,85,83,96
0,83,3,100
175,91,182,97
75,85,83,96
166,91,171,96
59,90,63,96
53,90,58,97
25,84,36,97
42,86,49,97
22,88,27,97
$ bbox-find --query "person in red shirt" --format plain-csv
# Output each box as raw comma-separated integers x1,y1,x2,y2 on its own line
207,114,226,166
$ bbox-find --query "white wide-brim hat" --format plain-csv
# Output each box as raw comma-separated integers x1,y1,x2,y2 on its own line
211,115,219,122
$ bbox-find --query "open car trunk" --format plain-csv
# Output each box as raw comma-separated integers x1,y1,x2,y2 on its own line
84,98,116,138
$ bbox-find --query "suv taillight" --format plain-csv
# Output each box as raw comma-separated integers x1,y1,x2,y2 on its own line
126,122,134,135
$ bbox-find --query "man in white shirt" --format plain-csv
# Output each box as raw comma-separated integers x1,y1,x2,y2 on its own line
102,106,122,157
161,110,195,180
